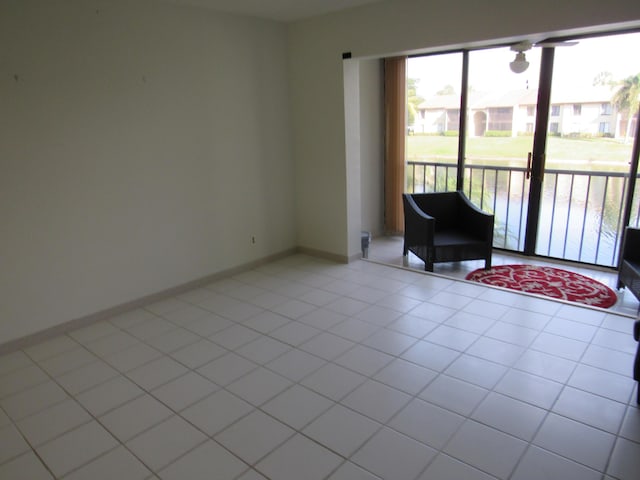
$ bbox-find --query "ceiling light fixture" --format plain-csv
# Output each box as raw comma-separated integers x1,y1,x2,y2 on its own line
510,52,529,74
508,39,578,74
509,41,532,74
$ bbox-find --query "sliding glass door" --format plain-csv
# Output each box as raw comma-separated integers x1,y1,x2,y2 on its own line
464,46,542,252
406,52,463,192
406,30,640,267
534,33,640,265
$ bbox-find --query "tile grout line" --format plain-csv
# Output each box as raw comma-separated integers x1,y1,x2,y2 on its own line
1,254,639,480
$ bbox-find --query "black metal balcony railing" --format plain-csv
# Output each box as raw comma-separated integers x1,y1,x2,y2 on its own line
407,161,640,268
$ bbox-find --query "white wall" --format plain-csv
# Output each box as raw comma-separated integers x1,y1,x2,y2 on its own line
342,59,363,260
289,0,640,258
0,0,295,343
359,59,384,237
3,0,640,345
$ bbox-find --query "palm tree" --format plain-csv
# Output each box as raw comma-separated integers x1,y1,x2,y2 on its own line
612,73,640,142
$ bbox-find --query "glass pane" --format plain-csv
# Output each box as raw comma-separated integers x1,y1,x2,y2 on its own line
406,53,462,193
536,32,640,266
465,46,542,251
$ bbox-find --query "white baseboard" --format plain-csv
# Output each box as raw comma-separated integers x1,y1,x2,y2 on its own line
0,248,299,355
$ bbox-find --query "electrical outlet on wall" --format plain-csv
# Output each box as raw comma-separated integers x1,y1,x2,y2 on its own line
251,236,256,244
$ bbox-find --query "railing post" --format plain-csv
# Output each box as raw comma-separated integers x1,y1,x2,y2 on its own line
407,160,628,267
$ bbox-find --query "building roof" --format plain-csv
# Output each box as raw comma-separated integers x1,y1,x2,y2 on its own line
550,85,617,104
418,85,619,111
417,94,460,109
472,89,538,108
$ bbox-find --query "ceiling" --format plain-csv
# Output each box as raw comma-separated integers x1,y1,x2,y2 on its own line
160,0,389,22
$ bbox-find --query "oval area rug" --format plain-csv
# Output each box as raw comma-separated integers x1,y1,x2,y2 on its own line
465,264,618,308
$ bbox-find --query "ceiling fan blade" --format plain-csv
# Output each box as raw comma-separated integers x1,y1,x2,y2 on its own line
534,40,579,48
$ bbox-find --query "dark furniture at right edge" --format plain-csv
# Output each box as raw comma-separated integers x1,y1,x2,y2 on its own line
635,321,640,404
617,227,640,301
617,226,640,404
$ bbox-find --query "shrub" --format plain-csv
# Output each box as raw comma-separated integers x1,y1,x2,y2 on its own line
484,130,511,137
563,132,595,139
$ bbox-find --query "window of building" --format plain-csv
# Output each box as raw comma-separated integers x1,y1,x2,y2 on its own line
551,105,560,116
447,109,460,132
599,122,611,134
573,104,582,115
487,107,513,131
601,103,612,115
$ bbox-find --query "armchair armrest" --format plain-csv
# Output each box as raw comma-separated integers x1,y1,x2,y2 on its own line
457,193,494,241
403,194,435,246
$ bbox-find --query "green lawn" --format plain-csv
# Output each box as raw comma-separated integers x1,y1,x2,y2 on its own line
407,134,634,171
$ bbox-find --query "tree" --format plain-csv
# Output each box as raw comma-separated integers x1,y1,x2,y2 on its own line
407,78,424,126
611,73,640,142
436,84,456,95
593,71,613,87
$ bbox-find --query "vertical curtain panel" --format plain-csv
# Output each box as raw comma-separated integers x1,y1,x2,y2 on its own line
384,56,407,234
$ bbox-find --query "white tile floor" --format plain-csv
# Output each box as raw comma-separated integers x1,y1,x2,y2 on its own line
1,252,639,479
368,235,640,317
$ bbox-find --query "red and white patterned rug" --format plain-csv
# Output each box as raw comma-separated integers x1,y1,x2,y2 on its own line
465,264,618,308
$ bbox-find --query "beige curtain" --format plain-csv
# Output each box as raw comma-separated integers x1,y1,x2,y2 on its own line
384,56,407,234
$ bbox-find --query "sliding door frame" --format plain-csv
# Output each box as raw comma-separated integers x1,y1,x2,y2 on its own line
408,27,640,264
523,47,554,255
456,50,469,191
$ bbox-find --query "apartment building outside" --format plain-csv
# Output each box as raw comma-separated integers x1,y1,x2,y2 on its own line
414,86,636,139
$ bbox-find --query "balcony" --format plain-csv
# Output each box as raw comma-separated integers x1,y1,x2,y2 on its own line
406,160,640,268
363,160,640,315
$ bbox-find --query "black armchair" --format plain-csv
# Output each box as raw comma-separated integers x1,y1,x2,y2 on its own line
402,191,494,272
